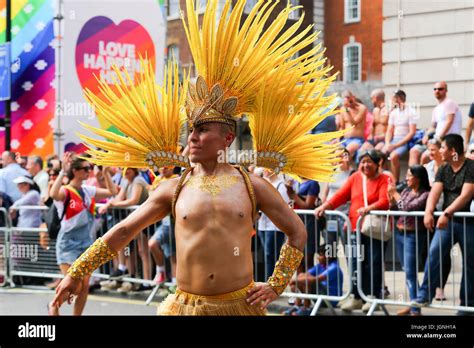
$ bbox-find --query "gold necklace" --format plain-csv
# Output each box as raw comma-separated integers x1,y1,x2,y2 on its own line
186,174,239,197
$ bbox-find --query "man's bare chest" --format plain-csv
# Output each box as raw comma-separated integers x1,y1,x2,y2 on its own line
174,176,253,223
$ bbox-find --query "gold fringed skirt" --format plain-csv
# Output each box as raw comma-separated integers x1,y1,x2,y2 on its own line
157,282,267,316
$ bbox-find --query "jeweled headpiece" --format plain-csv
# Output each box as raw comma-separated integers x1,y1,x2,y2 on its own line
79,0,345,182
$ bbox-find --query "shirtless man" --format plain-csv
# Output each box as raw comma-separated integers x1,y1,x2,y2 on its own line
339,90,368,158
361,89,389,151
51,122,307,315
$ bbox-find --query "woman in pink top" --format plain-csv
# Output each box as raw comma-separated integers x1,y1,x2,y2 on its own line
315,150,390,312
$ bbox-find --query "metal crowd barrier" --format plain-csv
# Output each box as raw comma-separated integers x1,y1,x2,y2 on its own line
356,210,474,316
4,204,173,302
277,209,354,316
3,205,354,312
12,204,474,317
0,208,9,287
95,205,160,288
7,205,60,286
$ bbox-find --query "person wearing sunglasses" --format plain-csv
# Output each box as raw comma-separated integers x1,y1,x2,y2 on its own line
409,81,463,166
47,152,117,316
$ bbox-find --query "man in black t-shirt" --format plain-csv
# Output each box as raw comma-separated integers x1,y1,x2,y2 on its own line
412,134,474,313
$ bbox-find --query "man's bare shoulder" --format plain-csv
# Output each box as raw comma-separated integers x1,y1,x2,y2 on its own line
358,103,368,113
149,176,180,203
248,173,278,202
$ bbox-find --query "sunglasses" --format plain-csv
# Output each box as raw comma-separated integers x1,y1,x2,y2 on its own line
433,88,445,91
78,166,91,172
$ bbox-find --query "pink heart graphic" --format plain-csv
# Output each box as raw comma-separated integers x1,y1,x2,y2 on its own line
75,15,156,104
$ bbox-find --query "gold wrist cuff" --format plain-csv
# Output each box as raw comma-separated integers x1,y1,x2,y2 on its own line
267,243,304,295
67,238,117,280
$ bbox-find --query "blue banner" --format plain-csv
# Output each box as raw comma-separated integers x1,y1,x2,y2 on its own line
0,42,11,101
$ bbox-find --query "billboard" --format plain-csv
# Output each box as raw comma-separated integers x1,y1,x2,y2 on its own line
59,0,166,155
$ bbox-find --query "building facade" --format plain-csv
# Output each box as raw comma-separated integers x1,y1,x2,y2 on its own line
323,0,383,104
383,0,474,130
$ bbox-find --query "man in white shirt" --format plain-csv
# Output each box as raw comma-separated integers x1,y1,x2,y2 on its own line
409,81,463,165
383,90,418,183
26,156,49,200
0,151,29,202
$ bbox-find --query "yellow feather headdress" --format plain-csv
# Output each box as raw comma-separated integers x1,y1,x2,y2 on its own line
182,0,325,127
79,0,344,181
78,58,189,170
183,0,345,180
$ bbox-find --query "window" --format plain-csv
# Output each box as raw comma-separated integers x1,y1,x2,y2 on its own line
244,0,257,14
343,42,361,83
167,0,180,18
167,44,180,63
288,0,300,20
344,0,361,23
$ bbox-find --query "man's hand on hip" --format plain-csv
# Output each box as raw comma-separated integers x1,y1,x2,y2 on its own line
246,282,278,310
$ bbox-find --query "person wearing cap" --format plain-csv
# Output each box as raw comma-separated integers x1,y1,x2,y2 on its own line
10,176,42,229
315,150,390,312
0,151,29,202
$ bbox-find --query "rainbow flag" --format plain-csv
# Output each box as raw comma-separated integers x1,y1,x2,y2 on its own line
0,0,55,157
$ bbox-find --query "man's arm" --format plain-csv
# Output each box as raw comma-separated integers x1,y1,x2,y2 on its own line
466,117,474,147
385,124,394,146
52,178,178,308
252,175,306,251
422,118,437,144
349,104,367,125
424,182,443,231
426,182,443,214
246,175,307,308
438,113,455,138
444,183,474,217
101,179,176,252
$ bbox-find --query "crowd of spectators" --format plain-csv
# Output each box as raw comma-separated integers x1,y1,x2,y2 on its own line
0,80,472,317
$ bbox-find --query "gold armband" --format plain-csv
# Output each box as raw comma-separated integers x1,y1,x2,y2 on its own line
67,238,117,280
267,243,304,295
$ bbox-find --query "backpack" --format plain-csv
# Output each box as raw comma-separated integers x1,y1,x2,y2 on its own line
45,189,70,239
408,129,425,149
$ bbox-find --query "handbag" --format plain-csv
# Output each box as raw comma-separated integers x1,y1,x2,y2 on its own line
360,174,392,241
